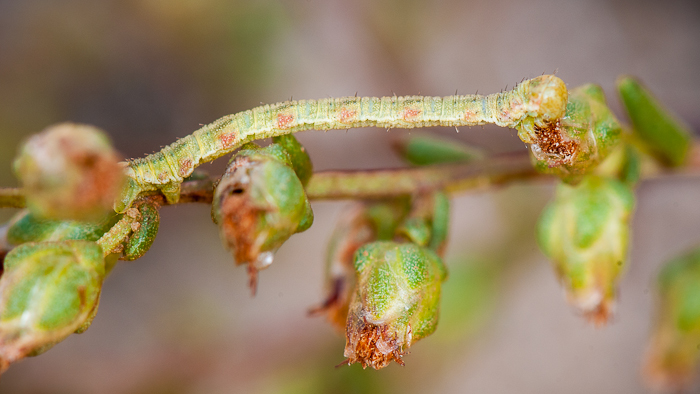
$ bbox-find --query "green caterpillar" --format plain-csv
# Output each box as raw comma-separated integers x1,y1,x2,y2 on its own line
116,75,568,212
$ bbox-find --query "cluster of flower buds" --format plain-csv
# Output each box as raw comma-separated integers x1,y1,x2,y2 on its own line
644,247,700,390
0,240,105,372
0,122,164,374
212,135,314,294
533,76,695,325
537,175,635,325
315,192,449,369
13,123,124,222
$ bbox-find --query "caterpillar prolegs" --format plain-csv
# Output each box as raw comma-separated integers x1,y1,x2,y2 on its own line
115,75,568,212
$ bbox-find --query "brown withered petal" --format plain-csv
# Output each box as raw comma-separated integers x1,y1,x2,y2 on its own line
342,316,407,369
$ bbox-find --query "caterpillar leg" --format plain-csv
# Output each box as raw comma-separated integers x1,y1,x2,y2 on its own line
115,177,144,214
159,182,182,205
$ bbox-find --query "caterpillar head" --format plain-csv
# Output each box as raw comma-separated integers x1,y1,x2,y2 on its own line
523,74,569,127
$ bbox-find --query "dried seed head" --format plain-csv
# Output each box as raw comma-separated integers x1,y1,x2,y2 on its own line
537,175,635,325
0,240,105,373
644,248,700,391
213,147,313,294
342,241,446,369
525,84,623,180
13,123,124,222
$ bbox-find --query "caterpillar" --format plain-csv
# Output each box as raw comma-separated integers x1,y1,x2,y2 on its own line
115,75,568,212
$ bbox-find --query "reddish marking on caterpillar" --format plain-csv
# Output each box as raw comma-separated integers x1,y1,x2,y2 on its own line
157,172,168,182
277,113,294,129
464,109,476,120
500,108,511,119
219,133,236,149
178,158,193,177
403,108,421,120
339,108,357,124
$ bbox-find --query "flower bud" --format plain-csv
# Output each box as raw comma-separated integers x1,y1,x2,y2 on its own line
644,247,700,391
271,134,313,186
212,143,313,294
537,175,635,325
13,123,124,222
0,240,105,373
528,84,623,180
6,210,120,246
343,241,447,369
310,200,409,330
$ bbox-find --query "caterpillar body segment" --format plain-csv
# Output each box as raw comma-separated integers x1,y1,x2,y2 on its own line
116,75,567,212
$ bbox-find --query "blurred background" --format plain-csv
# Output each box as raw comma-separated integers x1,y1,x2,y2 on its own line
1,0,699,393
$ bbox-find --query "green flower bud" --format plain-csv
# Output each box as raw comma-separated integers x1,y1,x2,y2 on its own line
212,143,313,294
537,175,635,325
528,84,623,180
13,123,124,222
644,247,700,390
6,210,120,246
310,200,409,331
271,134,313,186
343,241,447,369
617,76,693,167
0,240,105,373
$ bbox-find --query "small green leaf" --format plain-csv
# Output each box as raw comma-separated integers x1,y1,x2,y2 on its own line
617,76,692,167
394,134,483,166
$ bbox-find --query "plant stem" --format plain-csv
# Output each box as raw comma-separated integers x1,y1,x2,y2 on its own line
305,152,539,199
0,188,25,209
3,147,700,210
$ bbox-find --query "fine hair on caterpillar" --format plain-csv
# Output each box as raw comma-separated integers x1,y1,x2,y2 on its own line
115,75,569,212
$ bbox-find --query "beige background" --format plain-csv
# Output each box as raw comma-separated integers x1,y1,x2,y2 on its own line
1,0,699,393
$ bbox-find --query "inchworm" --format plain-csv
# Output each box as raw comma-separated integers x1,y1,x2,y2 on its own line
116,75,568,212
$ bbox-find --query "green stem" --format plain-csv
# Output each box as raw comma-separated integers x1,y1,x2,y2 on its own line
4,146,700,210
305,152,539,199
